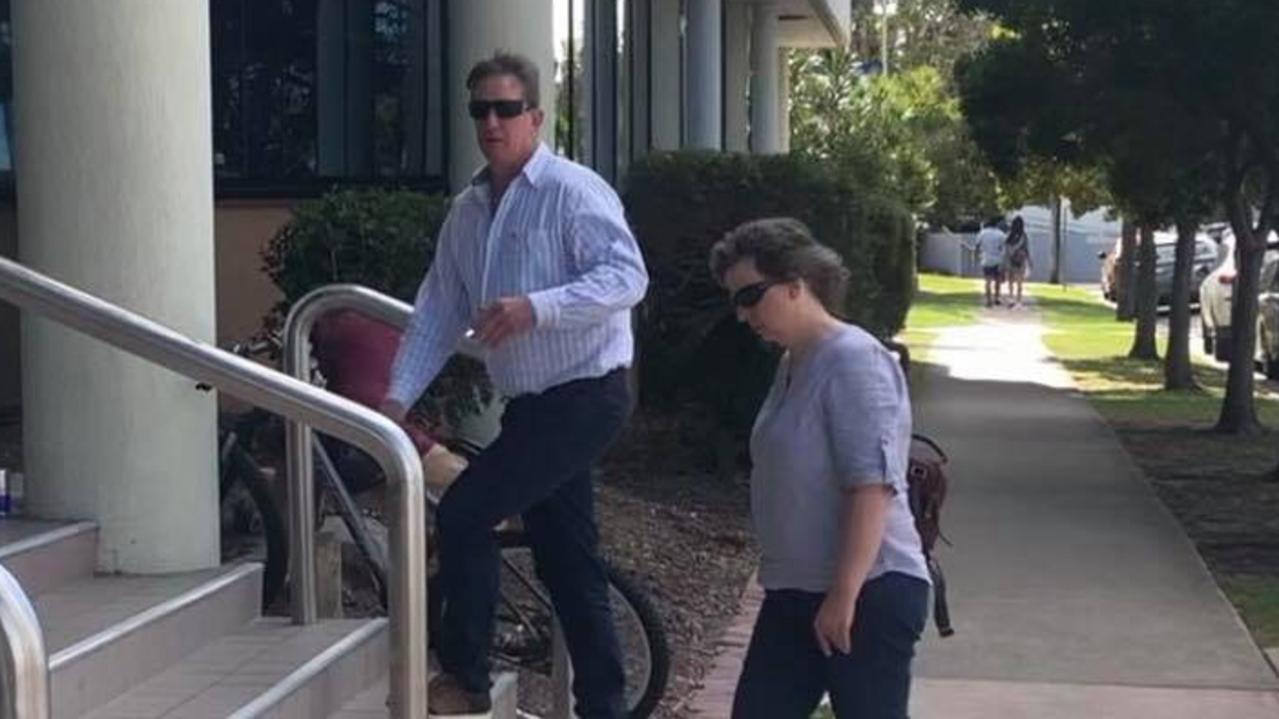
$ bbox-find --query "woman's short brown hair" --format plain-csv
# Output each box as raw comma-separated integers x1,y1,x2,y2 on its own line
709,217,850,313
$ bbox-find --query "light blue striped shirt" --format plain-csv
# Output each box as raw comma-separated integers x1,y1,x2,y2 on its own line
387,144,649,404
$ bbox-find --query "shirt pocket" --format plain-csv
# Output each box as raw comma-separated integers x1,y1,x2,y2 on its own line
499,228,564,293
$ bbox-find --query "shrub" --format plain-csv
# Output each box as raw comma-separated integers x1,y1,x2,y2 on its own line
624,151,914,468
261,188,489,430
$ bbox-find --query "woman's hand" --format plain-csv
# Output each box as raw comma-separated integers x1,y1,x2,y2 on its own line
814,587,858,657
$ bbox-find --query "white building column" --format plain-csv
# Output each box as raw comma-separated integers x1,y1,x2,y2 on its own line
12,0,219,572
447,0,555,191
750,3,782,154
724,2,751,152
650,0,682,150
684,0,723,149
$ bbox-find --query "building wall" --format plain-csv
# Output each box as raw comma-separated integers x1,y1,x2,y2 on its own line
213,201,290,347
0,0,855,416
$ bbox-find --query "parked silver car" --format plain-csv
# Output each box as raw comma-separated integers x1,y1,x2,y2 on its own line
1099,231,1219,306
1255,254,1279,378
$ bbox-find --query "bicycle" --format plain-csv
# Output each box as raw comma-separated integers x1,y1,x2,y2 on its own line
216,340,289,608
213,329,670,718
312,421,670,719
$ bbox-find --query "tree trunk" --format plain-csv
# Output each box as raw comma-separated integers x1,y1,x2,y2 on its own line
1116,220,1138,321
1217,222,1264,434
1164,219,1198,389
1129,225,1160,360
1049,195,1063,284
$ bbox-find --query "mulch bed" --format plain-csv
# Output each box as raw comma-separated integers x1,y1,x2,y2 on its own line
1112,422,1279,580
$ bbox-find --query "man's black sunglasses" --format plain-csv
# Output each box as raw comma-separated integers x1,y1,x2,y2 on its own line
468,99,530,120
731,281,778,309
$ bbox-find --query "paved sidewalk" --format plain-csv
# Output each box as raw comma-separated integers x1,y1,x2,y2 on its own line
685,299,1279,717
910,301,1279,717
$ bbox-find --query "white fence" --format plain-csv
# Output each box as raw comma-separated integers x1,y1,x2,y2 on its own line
919,204,1121,284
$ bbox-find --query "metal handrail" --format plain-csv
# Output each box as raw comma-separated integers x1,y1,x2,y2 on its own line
283,284,495,618
0,564,48,719
284,284,580,717
0,258,427,718
281,284,417,629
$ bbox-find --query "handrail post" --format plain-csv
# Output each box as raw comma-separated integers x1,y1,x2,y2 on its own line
284,285,432,719
284,341,319,626
0,564,50,719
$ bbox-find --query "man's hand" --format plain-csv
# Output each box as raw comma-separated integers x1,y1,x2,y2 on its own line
379,398,408,424
473,296,535,348
814,588,858,657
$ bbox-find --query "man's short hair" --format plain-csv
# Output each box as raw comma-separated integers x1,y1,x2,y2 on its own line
466,52,540,109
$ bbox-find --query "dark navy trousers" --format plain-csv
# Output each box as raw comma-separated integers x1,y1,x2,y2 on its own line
434,369,630,719
732,572,930,719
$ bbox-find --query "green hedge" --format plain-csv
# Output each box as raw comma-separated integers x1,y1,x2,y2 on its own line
624,151,915,450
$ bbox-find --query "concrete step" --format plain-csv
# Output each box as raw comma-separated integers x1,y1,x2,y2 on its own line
328,673,519,719
78,617,387,719
0,518,97,595
35,562,262,719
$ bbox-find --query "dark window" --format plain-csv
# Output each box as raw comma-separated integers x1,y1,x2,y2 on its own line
211,0,446,196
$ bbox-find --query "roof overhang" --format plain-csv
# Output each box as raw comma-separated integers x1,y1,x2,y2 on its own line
730,0,852,48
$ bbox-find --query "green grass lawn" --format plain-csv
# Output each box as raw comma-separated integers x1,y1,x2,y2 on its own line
1222,576,1279,647
1031,282,1279,425
897,273,984,362
1030,282,1279,651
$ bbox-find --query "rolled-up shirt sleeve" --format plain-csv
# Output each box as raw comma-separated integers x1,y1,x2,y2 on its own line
386,214,471,408
526,179,648,329
822,349,910,492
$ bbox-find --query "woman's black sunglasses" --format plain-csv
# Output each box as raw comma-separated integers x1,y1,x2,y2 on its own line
731,281,777,309
468,99,530,120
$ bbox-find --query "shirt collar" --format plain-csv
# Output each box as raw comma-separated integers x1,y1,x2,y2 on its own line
470,143,552,190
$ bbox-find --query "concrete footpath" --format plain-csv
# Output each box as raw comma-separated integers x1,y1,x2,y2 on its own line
910,303,1279,717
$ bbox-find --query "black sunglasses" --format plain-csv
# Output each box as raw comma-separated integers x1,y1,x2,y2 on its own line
731,281,778,309
468,99,530,120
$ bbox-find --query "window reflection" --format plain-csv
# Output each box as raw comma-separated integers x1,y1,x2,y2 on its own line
210,0,444,191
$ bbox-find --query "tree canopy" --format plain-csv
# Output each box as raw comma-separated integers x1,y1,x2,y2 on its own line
956,0,1279,431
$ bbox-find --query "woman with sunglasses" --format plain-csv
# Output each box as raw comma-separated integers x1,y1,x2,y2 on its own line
709,218,931,718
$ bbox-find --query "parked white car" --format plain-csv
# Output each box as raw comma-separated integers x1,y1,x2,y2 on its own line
1199,229,1279,361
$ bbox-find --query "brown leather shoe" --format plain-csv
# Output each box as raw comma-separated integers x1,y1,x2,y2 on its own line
428,673,493,715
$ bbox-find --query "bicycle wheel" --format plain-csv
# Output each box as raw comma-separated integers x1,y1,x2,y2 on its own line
219,443,289,608
491,538,669,719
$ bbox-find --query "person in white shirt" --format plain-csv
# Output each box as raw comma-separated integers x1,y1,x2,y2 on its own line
971,218,1008,307
381,52,648,717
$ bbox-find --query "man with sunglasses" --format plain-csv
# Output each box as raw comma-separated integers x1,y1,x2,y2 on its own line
380,52,648,717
